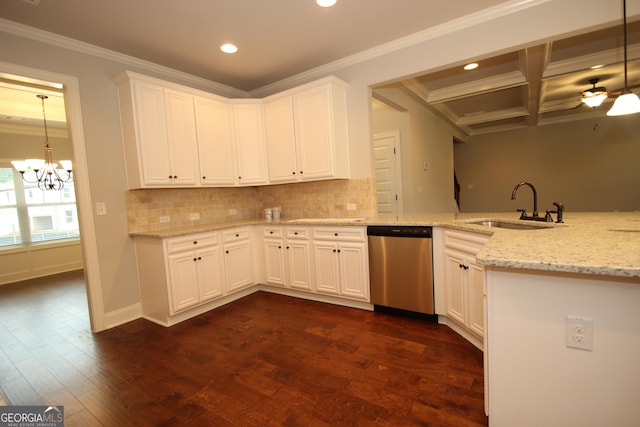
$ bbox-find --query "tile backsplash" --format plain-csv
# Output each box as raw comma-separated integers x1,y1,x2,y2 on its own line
125,178,374,233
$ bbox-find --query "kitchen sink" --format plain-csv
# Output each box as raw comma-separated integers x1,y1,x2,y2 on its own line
286,217,367,224
465,219,554,230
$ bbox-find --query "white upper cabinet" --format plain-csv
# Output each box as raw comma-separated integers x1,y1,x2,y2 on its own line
193,95,236,186
115,72,199,188
116,72,349,188
264,77,350,183
163,89,199,186
264,96,297,182
232,101,268,186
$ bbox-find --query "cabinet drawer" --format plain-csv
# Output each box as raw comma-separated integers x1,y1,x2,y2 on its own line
444,229,489,255
166,232,218,254
312,226,365,242
223,227,251,242
286,227,309,240
263,226,283,238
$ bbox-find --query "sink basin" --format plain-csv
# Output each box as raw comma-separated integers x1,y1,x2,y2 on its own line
287,217,367,224
465,219,553,230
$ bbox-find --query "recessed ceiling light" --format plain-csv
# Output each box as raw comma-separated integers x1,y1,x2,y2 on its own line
316,0,337,7
220,43,238,54
464,62,479,71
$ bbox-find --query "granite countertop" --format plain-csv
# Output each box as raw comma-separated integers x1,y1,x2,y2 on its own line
129,211,640,279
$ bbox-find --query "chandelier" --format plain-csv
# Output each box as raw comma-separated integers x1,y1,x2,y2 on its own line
11,94,73,191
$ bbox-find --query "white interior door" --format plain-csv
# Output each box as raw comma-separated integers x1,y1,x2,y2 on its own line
373,131,401,215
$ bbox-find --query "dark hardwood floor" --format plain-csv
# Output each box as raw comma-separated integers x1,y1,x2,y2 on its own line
0,270,488,426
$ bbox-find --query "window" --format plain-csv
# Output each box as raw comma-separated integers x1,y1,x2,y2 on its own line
0,165,79,247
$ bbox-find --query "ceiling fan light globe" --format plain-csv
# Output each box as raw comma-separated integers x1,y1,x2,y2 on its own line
581,93,607,108
606,92,640,116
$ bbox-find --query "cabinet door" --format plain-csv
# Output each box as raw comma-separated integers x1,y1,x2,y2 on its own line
233,103,268,185
338,242,369,300
286,240,312,291
264,239,286,286
167,251,200,313
264,96,298,183
197,246,224,301
313,242,340,295
224,239,254,292
444,248,467,326
467,262,486,337
294,85,335,180
132,81,171,185
164,89,199,186
194,96,236,186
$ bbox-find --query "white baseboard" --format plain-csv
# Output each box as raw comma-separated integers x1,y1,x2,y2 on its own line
104,302,142,329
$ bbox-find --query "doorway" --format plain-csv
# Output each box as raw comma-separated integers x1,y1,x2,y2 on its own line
0,61,104,331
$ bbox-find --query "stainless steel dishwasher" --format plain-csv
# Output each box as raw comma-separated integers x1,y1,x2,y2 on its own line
367,226,435,318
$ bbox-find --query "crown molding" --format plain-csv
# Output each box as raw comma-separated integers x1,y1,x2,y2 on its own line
0,18,249,98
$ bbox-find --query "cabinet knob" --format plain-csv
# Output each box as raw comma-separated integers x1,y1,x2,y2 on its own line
337,249,341,253
193,241,198,244
270,231,274,234
226,250,229,254
292,171,296,175
198,256,202,260
202,176,206,179
235,233,240,237
333,249,337,253
278,245,282,249
294,232,298,235
334,233,338,236
286,246,290,250
300,171,303,174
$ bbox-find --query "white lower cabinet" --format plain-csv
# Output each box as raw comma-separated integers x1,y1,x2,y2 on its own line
222,227,255,292
167,241,223,312
442,229,490,340
312,227,369,301
262,226,313,291
133,227,257,326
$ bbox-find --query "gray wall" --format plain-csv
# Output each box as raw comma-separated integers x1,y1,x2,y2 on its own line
454,115,640,213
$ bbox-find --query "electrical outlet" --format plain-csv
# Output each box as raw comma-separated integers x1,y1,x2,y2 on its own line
566,316,594,351
346,203,356,211
159,216,170,223
229,208,238,215
189,213,200,221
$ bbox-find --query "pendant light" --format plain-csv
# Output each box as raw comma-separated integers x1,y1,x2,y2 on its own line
607,0,640,116
11,94,73,191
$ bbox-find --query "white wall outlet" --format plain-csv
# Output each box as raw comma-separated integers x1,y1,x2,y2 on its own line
346,203,356,211
189,213,200,221
228,208,238,215
96,202,107,216
159,216,170,223
566,315,594,351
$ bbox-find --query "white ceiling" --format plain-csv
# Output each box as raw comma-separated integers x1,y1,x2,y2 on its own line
1,0,639,135
0,0,508,91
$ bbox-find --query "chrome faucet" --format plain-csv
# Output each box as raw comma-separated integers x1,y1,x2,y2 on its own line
511,181,538,219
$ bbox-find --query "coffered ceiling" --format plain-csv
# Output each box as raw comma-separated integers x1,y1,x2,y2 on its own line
377,21,640,135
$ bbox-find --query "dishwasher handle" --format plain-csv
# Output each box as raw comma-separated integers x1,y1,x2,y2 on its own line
367,226,432,238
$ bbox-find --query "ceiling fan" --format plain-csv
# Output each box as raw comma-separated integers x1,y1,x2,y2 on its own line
579,78,609,108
